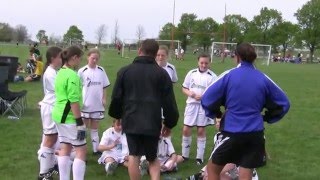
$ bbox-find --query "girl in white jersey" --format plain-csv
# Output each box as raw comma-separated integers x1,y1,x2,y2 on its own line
156,45,178,83
181,53,217,165
38,46,62,180
97,119,128,175
78,48,110,155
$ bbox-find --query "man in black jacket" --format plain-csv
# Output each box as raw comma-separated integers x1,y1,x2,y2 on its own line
109,39,179,180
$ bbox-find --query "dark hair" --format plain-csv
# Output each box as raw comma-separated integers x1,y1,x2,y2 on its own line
140,39,159,57
45,46,62,68
61,46,83,65
197,53,211,61
235,42,257,63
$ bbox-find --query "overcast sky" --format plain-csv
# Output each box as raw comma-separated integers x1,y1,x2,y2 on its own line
0,0,309,43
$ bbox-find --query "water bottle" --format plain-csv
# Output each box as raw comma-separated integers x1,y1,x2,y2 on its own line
8,115,19,120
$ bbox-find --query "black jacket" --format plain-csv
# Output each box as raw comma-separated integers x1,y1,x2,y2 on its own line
109,56,179,136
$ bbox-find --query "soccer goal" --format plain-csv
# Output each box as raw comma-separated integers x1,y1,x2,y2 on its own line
121,39,181,59
211,42,272,65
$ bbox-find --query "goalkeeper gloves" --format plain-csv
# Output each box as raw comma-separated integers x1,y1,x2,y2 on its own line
75,117,86,141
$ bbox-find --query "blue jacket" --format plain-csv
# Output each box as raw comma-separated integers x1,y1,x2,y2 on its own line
201,61,290,133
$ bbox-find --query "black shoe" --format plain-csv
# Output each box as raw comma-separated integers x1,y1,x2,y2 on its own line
48,164,59,175
93,151,102,156
196,159,203,165
38,172,53,180
182,156,189,161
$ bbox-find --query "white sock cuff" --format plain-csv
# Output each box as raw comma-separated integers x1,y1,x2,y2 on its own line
183,136,192,141
90,129,98,133
197,137,206,141
74,158,85,164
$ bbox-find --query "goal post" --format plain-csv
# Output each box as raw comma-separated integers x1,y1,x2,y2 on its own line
121,39,181,59
211,42,272,65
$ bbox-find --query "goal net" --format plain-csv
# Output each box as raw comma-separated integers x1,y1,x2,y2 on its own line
121,39,181,60
211,42,271,65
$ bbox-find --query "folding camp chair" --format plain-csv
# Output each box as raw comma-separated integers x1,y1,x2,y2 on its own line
0,82,27,118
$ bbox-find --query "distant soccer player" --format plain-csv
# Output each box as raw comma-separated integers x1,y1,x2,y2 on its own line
38,46,62,180
156,45,178,83
97,119,128,175
181,53,217,165
78,48,110,155
52,46,87,180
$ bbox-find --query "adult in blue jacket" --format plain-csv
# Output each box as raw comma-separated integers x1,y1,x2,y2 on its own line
201,42,290,180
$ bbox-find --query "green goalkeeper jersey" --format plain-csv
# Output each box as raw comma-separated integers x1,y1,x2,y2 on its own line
52,67,82,124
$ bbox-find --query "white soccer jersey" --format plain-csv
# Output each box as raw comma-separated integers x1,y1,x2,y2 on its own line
41,66,57,105
162,63,178,83
157,137,175,164
99,127,128,158
182,68,217,104
78,65,110,112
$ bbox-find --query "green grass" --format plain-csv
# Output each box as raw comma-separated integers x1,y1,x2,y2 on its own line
0,44,320,179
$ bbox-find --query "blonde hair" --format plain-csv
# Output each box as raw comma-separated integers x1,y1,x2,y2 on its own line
159,45,169,55
87,48,100,57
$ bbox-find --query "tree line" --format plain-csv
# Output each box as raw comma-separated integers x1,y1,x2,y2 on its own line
159,0,320,62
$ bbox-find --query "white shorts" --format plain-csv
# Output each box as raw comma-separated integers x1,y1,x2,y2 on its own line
40,103,57,135
81,111,104,120
56,123,86,146
98,152,126,164
184,103,214,127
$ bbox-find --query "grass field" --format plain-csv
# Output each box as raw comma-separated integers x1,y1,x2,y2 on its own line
0,44,319,180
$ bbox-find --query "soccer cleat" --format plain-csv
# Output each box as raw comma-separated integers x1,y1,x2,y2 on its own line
106,162,118,175
37,172,53,180
48,164,59,176
139,159,149,176
252,168,259,180
182,156,189,162
196,159,203,165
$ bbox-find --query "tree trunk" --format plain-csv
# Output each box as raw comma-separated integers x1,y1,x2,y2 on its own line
310,46,314,63
282,43,287,58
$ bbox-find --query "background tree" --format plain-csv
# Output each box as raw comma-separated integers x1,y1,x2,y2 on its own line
295,0,320,62
63,25,84,43
271,21,299,57
159,23,175,40
95,24,107,46
0,23,13,42
177,13,197,50
217,14,249,43
245,7,282,47
36,29,48,43
14,24,28,42
111,20,120,46
48,33,62,45
136,24,146,43
193,17,218,52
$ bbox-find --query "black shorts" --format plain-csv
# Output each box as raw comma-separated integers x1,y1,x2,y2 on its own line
126,134,159,162
210,131,266,168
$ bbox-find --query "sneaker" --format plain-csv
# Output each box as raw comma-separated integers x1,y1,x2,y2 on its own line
139,159,149,176
196,159,203,165
106,162,118,175
38,172,53,180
